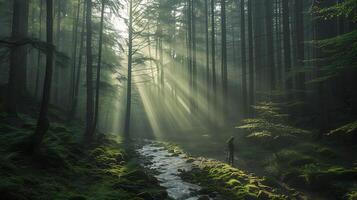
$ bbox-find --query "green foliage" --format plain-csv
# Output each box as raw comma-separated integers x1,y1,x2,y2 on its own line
181,158,288,200
308,0,357,83
347,190,357,200
307,30,357,83
313,0,357,22
237,102,310,142
0,115,166,200
328,120,357,135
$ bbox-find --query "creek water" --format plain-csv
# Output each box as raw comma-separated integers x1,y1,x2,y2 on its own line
137,142,213,200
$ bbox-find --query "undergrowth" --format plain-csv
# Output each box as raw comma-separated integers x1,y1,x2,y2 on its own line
162,142,288,200
0,114,167,200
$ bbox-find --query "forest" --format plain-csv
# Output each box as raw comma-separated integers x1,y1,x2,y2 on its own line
0,0,356,199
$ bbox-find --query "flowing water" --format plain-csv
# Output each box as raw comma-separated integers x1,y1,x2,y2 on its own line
137,142,214,200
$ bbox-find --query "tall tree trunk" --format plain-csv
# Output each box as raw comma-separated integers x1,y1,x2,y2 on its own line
221,0,228,115
240,0,248,116
93,0,105,133
32,0,54,151
265,0,275,91
191,0,197,112
35,0,44,99
282,0,292,98
275,0,283,86
205,0,210,104
247,0,254,116
7,0,29,117
124,0,133,139
53,0,61,105
211,0,217,114
68,1,86,121
84,0,94,144
253,0,263,98
68,0,81,110
187,0,193,111
295,0,305,98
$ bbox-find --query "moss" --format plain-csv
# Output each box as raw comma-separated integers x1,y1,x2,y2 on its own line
180,158,287,200
347,190,357,200
0,117,168,200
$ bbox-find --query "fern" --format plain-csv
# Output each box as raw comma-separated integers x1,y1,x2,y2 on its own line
237,102,310,141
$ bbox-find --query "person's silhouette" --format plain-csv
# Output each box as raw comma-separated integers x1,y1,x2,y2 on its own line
226,136,234,165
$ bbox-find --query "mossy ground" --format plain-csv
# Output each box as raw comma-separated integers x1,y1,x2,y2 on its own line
0,114,167,200
161,127,357,199
162,142,288,200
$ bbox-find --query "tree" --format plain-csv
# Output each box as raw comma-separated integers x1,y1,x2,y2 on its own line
209,0,217,117
265,0,275,91
282,0,292,98
205,0,210,103
7,0,30,117
93,0,106,133
32,0,54,151
247,0,254,116
191,0,197,112
240,0,247,116
84,0,94,144
295,0,305,98
68,0,82,112
35,0,44,99
221,0,228,115
68,0,86,121
124,0,133,139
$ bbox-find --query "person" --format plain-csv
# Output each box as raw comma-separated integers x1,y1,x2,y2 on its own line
226,136,234,165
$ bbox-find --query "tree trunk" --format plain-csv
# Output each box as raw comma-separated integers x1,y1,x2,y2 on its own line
282,0,292,98
295,0,305,98
275,0,283,86
205,0,210,105
93,0,105,134
253,0,264,98
68,0,81,111
221,0,228,115
211,0,217,114
265,0,275,91
32,0,54,152
35,0,43,100
124,0,133,139
53,0,61,105
84,0,94,144
68,0,86,121
240,0,247,116
7,0,29,117
247,0,254,116
191,0,197,113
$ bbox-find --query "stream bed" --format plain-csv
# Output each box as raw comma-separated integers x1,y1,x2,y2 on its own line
137,141,215,200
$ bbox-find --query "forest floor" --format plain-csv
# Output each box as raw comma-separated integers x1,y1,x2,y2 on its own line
0,114,168,200
137,140,289,200
1,113,356,200
0,113,288,200
159,126,357,200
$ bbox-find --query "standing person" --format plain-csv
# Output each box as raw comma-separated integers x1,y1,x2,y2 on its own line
226,136,234,165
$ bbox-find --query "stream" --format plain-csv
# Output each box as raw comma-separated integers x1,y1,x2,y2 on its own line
137,141,215,200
